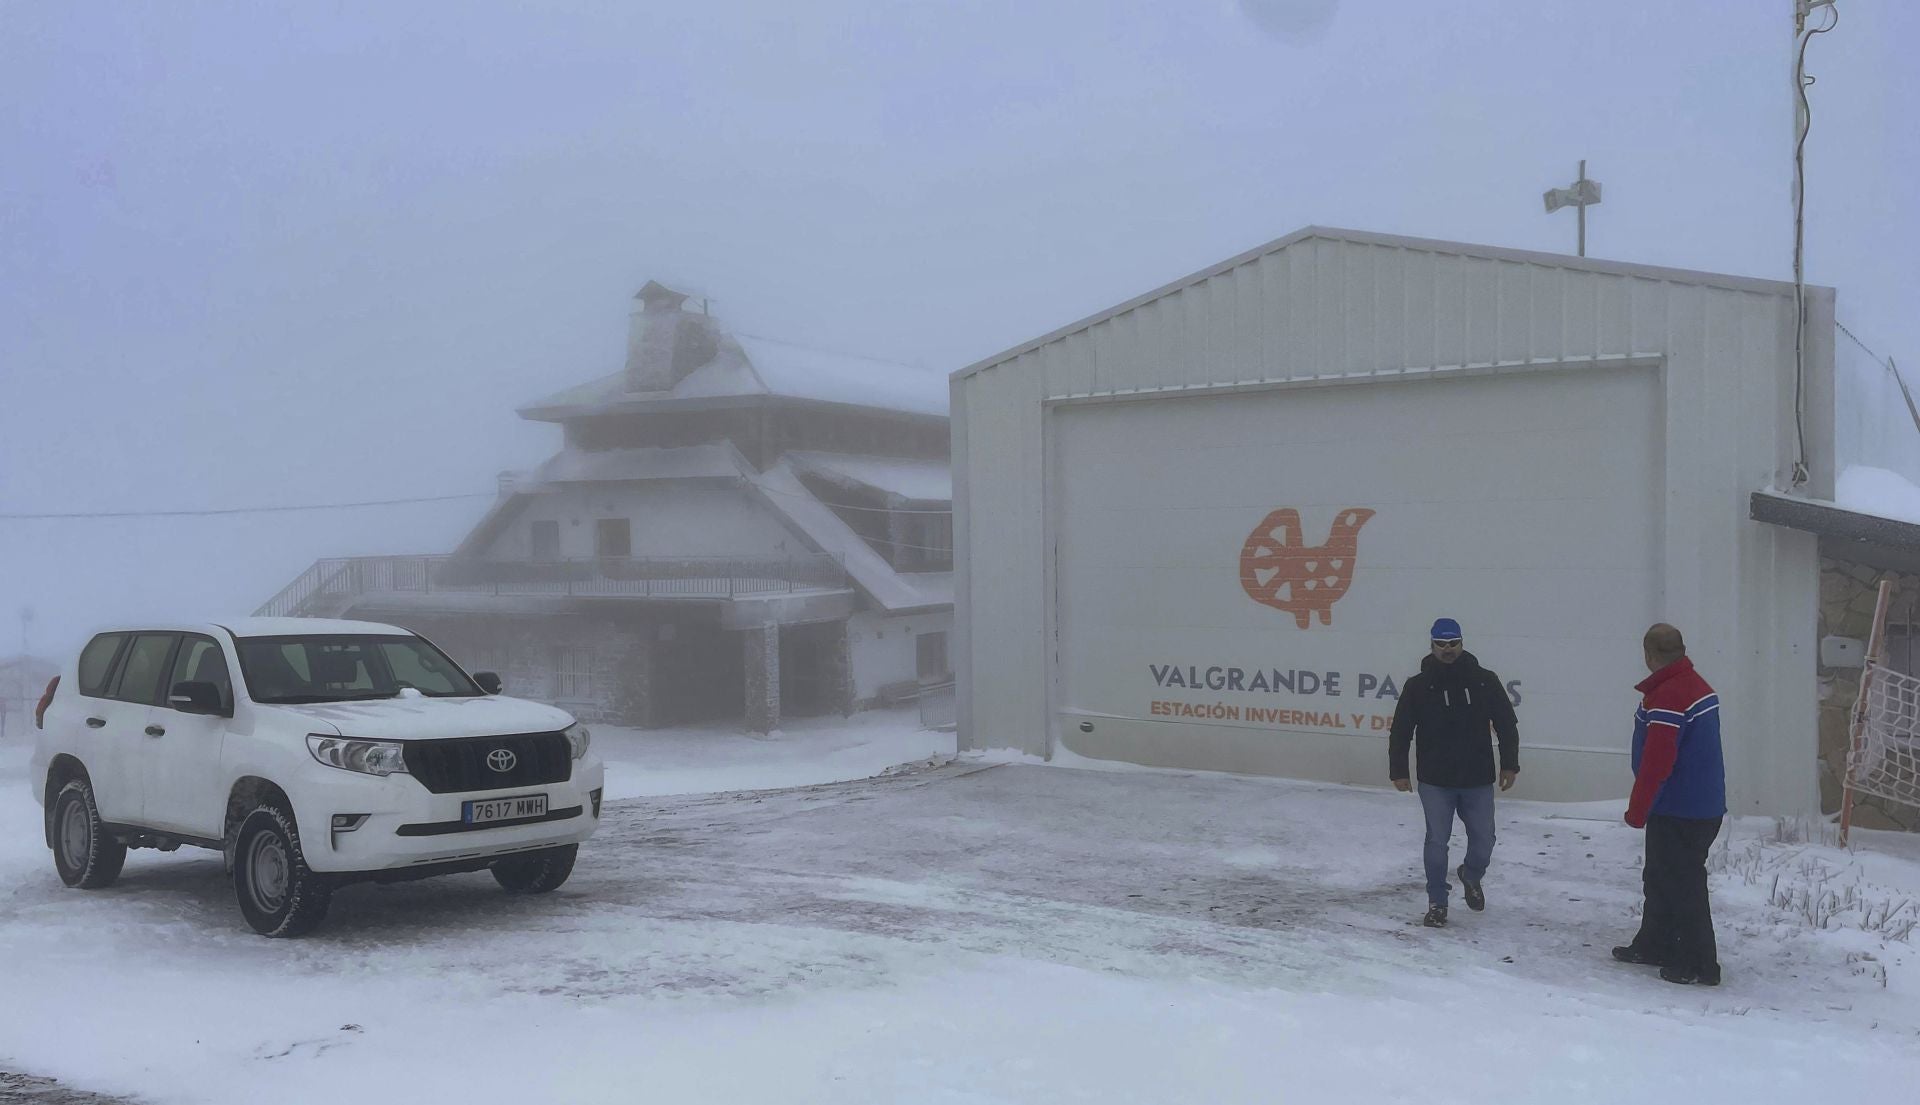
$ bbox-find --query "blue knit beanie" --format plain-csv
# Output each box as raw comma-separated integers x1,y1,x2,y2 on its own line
1430,617,1462,641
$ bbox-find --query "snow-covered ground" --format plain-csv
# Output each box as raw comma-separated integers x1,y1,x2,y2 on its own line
592,708,954,801
2,716,1918,1105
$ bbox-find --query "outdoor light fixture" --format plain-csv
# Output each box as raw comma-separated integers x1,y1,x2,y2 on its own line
1543,160,1603,257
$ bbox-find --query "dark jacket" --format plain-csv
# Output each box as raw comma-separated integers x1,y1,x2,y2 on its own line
1627,657,1726,824
1388,651,1519,789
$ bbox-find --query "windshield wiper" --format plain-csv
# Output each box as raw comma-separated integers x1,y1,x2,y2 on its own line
254,692,398,704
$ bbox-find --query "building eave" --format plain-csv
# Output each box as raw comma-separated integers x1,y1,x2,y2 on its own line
954,225,1833,384
518,393,949,425
1750,490,1920,566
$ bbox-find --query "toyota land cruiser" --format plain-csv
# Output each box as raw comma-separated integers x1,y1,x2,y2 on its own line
31,618,605,936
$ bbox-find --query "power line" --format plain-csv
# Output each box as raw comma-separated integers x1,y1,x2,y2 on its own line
4,479,957,522
0,492,493,521
851,534,954,555
1838,319,1920,439
1839,319,1895,370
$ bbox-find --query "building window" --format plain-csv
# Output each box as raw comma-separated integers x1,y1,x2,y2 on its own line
894,509,953,572
553,647,593,700
916,631,949,681
530,520,560,561
596,518,631,559
919,511,953,571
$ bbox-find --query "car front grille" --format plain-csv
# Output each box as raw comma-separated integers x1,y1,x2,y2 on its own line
403,731,573,795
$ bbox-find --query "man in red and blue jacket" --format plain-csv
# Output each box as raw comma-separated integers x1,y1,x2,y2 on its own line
1611,623,1726,986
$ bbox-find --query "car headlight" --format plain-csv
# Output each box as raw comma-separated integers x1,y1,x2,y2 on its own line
306,734,410,777
563,722,591,760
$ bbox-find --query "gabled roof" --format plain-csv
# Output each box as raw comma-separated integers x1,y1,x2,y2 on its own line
441,445,952,613
636,280,689,309
748,460,951,613
450,443,758,559
956,225,1831,382
786,451,952,504
519,333,948,422
531,443,750,485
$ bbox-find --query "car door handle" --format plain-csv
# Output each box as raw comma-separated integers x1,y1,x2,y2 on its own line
86,716,106,728
145,725,166,738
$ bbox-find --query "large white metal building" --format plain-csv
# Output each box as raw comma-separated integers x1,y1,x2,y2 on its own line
952,227,1837,814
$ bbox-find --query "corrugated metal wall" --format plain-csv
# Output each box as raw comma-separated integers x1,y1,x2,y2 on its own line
954,228,1832,815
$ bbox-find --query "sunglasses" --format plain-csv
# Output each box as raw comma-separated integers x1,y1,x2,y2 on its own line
1431,638,1463,647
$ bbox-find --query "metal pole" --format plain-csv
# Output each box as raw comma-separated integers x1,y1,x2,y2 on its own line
1576,160,1587,257
1841,577,1894,846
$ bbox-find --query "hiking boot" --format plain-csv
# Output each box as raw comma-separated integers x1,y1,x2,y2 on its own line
1457,865,1484,912
1422,903,1448,928
1611,945,1662,966
1659,964,1721,987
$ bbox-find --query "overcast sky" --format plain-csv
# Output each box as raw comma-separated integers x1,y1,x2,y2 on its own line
2,0,1914,663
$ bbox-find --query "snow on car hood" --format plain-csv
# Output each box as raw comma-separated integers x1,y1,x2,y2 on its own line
264,693,575,740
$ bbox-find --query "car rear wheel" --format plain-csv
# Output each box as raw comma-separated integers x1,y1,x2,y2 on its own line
233,804,332,937
51,778,126,889
490,844,578,893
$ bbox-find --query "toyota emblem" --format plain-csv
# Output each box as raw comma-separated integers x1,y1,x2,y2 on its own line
486,748,517,773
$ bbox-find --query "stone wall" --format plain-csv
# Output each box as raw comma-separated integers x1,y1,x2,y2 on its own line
1817,557,1920,831
744,625,779,733
369,611,655,728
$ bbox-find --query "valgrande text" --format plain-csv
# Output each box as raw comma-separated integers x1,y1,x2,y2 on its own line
1147,663,1522,706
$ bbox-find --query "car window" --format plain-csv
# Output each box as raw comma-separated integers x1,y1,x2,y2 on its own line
312,642,376,691
77,633,128,698
249,641,374,694
167,635,233,713
379,640,467,695
236,635,480,703
111,633,179,705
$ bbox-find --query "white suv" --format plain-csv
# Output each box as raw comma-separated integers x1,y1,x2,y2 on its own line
31,617,605,936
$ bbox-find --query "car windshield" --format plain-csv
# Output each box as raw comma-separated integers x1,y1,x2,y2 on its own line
234,635,481,704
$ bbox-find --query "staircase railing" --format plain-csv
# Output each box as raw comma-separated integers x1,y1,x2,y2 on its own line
256,553,850,616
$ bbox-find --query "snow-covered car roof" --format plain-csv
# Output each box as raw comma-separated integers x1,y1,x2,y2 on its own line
216,617,414,639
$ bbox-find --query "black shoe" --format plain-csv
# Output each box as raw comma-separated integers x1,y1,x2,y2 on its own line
1659,964,1721,986
1457,865,1484,912
1611,945,1662,966
1422,904,1448,927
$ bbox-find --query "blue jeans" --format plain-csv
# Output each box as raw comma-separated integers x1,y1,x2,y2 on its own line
1418,783,1496,907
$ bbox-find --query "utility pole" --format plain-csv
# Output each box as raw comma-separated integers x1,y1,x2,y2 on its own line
1543,160,1603,257
1790,0,1837,488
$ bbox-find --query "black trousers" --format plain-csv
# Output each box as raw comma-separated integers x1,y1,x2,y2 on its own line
1630,813,1723,973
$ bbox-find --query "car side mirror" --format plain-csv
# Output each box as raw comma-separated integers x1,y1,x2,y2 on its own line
168,680,228,716
473,671,502,695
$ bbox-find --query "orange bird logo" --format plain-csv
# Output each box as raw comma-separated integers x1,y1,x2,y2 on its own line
1238,508,1376,629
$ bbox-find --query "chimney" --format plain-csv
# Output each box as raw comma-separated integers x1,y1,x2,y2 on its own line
624,280,719,392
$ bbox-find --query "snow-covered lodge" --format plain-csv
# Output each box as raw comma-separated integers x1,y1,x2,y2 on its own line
260,282,954,731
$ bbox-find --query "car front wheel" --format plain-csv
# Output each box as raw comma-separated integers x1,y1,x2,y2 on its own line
233,804,332,937
490,844,578,893
51,778,127,889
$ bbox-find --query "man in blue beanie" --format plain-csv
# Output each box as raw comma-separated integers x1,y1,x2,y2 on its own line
1389,617,1521,927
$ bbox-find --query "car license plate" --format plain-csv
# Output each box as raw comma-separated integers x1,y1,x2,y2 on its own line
463,794,549,825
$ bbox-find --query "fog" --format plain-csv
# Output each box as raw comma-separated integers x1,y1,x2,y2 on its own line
3,0,1915,663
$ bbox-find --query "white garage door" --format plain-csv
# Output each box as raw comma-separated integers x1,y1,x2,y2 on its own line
1051,366,1663,798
